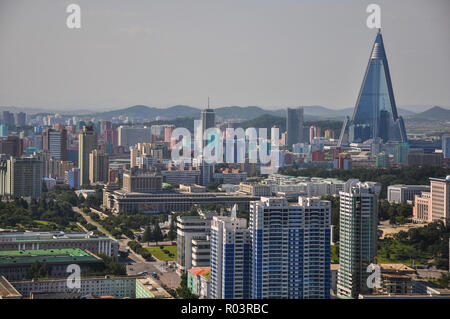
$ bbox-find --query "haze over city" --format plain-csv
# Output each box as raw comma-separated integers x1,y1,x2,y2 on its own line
0,0,449,112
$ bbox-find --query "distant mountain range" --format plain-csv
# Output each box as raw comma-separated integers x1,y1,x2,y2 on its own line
87,104,421,121
2,104,448,122
409,106,450,121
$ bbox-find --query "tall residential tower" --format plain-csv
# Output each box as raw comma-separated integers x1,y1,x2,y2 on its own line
337,180,380,298
249,196,331,299
210,216,251,299
78,126,98,186
286,107,304,146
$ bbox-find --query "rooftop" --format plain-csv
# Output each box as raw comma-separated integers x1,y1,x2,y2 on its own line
0,231,115,243
378,263,415,272
188,266,210,277
0,248,101,265
0,275,21,298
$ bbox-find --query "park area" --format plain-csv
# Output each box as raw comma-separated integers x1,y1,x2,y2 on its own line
145,245,177,261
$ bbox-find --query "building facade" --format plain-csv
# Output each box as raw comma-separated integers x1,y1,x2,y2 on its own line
338,30,407,146
117,126,151,149
249,196,331,299
387,184,430,204
337,180,380,298
78,126,98,186
176,214,215,273
430,176,450,223
89,149,109,184
0,156,43,198
0,232,119,257
210,216,251,299
286,107,304,146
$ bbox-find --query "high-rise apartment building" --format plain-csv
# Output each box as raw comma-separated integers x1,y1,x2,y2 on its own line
100,120,112,136
286,107,304,146
249,196,331,299
2,111,14,126
117,126,151,149
210,216,251,299
104,129,118,148
442,135,450,159
337,179,380,298
0,125,8,137
0,136,23,157
338,30,407,146
0,157,44,198
200,108,216,151
309,125,321,144
14,112,26,127
65,167,80,189
78,126,98,186
43,128,67,161
89,149,109,184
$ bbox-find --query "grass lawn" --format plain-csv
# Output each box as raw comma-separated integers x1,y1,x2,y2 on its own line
145,245,177,261
34,220,51,225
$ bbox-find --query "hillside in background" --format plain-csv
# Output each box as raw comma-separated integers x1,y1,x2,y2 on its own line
9,104,450,121
409,106,450,121
87,104,418,121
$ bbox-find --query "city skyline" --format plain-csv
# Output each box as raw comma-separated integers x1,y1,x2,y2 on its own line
0,0,449,111
0,0,449,304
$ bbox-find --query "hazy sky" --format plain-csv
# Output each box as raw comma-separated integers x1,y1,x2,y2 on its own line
0,0,449,111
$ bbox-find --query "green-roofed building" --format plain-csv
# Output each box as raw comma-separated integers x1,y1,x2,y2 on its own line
0,248,103,281
0,231,119,258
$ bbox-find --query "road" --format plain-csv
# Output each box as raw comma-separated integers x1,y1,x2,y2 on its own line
122,256,181,289
73,206,112,237
73,206,181,289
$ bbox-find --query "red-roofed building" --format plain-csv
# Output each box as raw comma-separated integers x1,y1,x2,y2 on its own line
187,267,210,298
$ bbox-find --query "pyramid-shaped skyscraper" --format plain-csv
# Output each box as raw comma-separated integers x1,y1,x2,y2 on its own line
338,30,407,145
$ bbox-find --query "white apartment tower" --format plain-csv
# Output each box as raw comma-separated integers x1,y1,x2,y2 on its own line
210,216,251,299
337,179,380,298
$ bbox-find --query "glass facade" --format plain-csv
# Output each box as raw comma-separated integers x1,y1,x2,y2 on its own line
340,31,407,145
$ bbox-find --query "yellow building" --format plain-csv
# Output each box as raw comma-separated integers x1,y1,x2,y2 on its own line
78,126,98,186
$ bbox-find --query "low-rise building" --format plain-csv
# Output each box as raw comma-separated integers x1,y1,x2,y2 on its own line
373,264,415,295
187,266,211,298
238,182,272,196
387,184,430,204
103,188,258,214
12,276,139,299
0,231,119,258
0,249,103,281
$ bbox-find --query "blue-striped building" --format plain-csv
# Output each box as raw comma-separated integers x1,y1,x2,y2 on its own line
210,216,251,299
249,197,331,299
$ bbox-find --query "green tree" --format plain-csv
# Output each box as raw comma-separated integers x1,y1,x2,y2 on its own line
142,226,153,244
152,221,164,244
175,273,199,299
167,217,176,241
